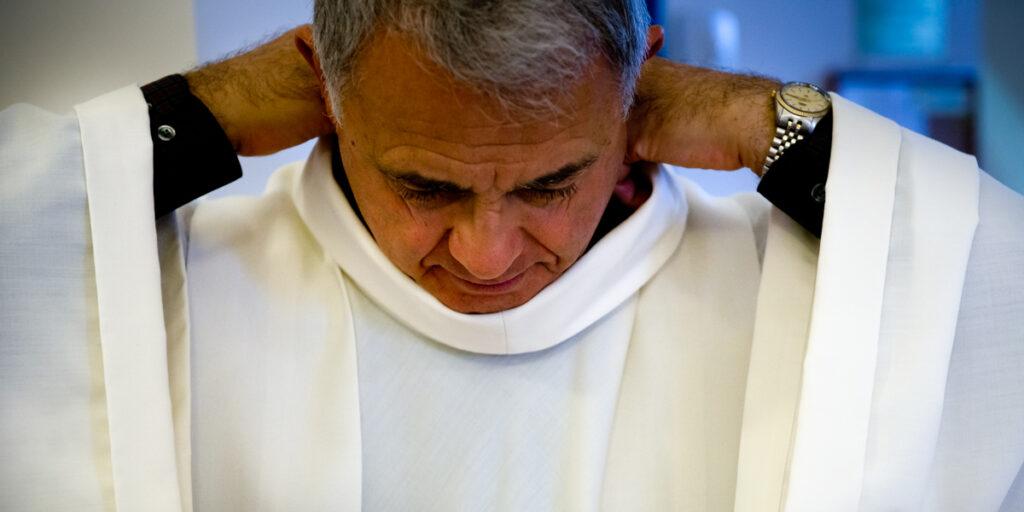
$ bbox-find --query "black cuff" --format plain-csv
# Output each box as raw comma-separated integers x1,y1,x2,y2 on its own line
142,74,242,218
756,112,833,238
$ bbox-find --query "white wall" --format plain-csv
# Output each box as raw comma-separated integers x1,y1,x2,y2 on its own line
0,0,197,113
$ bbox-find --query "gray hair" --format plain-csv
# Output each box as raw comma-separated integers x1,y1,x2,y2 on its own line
312,0,650,117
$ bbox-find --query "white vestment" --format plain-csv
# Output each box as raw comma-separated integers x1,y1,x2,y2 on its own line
2,86,1023,511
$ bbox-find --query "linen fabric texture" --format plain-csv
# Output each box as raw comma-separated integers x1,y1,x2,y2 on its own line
1,87,1023,511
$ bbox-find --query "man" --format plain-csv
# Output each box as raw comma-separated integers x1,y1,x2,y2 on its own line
1,1,1022,511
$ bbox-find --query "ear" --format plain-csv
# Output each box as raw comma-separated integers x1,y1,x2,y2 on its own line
613,162,656,209
613,165,645,209
295,25,340,123
645,25,665,61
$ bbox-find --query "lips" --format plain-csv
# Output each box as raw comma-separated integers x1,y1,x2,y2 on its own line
444,269,527,295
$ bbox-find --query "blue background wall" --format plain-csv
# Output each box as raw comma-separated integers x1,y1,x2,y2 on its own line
979,0,1024,193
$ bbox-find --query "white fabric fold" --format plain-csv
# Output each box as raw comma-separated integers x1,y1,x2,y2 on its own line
734,208,819,512
4,86,1012,511
858,130,979,510
294,140,688,355
186,165,364,511
782,95,980,511
782,95,902,511
76,87,183,512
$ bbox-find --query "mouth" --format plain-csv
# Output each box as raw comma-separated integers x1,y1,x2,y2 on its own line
446,270,527,295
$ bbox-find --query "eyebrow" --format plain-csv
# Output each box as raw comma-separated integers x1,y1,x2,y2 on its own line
378,153,599,192
380,168,467,192
518,154,598,190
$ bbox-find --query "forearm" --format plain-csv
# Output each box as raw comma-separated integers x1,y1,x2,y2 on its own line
185,27,331,156
628,57,832,236
628,57,779,173
143,26,331,217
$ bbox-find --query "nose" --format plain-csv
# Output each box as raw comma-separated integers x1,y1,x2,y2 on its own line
447,206,523,281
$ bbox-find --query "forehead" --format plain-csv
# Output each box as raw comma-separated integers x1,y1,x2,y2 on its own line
339,30,624,158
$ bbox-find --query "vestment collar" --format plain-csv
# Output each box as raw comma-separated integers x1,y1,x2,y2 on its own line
294,138,688,354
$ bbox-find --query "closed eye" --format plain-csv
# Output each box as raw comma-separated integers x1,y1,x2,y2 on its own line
396,182,575,207
392,181,470,206
379,152,594,208
514,184,578,206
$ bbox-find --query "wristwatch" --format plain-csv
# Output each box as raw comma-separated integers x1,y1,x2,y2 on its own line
761,82,831,175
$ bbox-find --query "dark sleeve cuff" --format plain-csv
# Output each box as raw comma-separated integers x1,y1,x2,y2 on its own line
756,112,833,238
141,74,242,218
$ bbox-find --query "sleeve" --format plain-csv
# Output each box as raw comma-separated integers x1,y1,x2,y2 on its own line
0,89,188,511
0,103,114,510
141,74,242,218
922,171,1024,510
755,113,833,238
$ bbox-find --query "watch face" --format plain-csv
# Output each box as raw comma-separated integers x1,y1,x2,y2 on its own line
779,82,830,115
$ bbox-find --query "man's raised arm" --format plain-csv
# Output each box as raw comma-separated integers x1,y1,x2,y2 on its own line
144,26,332,216
143,25,833,234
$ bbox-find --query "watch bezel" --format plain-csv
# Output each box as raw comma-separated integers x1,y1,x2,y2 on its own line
778,82,831,117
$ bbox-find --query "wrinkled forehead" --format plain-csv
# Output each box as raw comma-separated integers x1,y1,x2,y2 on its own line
339,30,625,149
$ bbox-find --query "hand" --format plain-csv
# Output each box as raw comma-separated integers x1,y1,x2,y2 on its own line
627,57,780,175
185,25,332,156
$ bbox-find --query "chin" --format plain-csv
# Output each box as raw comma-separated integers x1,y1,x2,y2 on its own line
419,268,553,314
439,293,533,314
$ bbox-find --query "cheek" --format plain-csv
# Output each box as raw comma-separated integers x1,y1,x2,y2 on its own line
367,198,451,276
370,208,444,264
523,171,619,261
340,149,449,275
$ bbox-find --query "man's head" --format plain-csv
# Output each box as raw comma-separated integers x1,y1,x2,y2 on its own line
301,1,657,313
